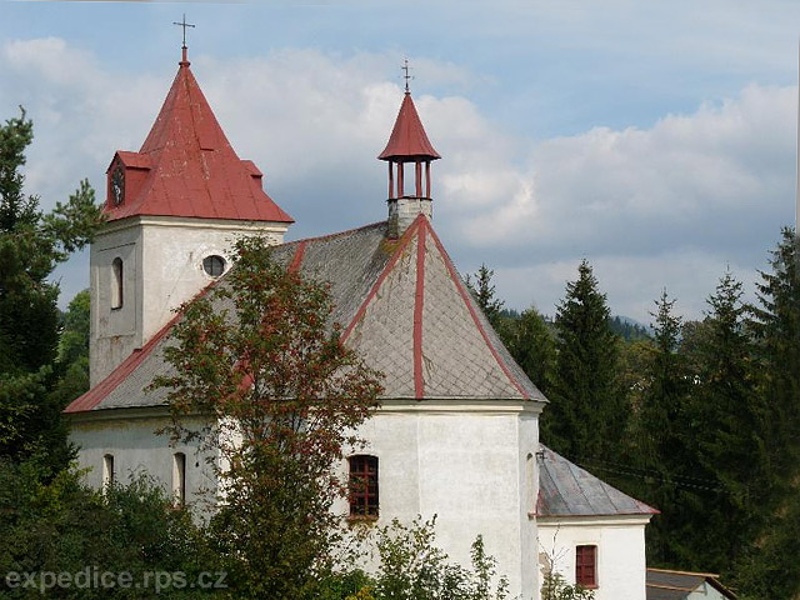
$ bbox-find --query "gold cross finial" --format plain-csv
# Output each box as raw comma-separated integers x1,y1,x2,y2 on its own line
173,14,195,50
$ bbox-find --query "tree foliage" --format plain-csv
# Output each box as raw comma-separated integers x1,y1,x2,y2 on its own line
0,109,103,471
154,236,384,599
543,259,628,463
498,305,556,396
0,460,215,599
465,264,505,327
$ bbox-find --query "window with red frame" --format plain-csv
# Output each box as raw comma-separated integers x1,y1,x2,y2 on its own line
348,455,379,518
575,545,597,588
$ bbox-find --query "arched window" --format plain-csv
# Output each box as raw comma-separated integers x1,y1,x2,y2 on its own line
111,257,123,309
173,452,186,506
202,255,226,278
102,454,115,488
348,455,379,518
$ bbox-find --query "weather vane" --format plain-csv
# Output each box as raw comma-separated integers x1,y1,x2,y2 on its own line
173,14,195,50
402,58,414,93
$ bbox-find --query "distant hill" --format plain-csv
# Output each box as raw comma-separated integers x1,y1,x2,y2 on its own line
610,316,652,341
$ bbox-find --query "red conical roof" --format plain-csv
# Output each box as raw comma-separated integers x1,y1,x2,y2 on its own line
378,92,441,161
105,56,293,224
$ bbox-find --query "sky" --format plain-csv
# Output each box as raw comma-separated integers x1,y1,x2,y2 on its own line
1,1,799,324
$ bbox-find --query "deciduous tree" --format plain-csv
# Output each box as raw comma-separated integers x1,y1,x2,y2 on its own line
154,236,383,599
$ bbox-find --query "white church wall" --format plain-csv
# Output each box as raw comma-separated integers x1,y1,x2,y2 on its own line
335,403,542,600
90,221,142,386
90,216,289,385
69,412,215,507
537,516,649,600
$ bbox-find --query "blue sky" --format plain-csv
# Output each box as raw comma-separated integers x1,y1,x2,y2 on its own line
2,1,799,323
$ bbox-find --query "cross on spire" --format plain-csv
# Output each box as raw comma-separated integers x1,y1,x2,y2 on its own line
402,58,413,93
173,14,195,64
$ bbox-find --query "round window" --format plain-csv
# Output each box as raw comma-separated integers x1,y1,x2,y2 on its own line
203,255,226,278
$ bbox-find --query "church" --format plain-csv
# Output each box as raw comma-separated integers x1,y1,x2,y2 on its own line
65,43,656,600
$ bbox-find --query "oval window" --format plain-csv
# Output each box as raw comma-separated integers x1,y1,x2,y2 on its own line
203,255,226,278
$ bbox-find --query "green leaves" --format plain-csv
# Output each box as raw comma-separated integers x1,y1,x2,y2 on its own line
154,235,383,598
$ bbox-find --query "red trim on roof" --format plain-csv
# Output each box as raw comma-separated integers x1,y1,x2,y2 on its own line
378,92,441,161
413,225,426,399
65,311,182,414
289,241,307,273
341,217,423,343
426,221,531,400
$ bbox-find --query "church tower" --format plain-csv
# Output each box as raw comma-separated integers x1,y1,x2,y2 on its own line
89,45,293,385
378,71,440,238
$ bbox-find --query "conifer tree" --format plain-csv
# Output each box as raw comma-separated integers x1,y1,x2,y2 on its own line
679,271,766,573
735,228,800,599
466,263,505,327
543,260,627,464
502,305,556,396
0,109,103,470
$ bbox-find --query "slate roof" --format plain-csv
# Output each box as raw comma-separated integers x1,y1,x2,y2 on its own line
536,445,658,518
378,92,441,161
646,569,737,600
66,215,543,414
104,53,293,224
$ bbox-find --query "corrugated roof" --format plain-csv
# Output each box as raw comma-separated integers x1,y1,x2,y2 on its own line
537,445,658,518
66,216,543,414
378,92,441,161
104,58,293,224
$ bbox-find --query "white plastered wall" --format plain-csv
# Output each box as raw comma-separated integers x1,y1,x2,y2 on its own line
537,516,650,600
334,401,542,600
69,411,216,508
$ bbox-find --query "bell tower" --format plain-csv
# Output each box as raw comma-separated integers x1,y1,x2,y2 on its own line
89,43,293,385
378,63,441,238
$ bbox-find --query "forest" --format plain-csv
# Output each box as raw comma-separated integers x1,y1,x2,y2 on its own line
469,234,800,598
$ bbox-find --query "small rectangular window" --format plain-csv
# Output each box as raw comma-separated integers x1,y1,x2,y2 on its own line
348,455,379,518
173,452,186,506
103,454,115,488
576,545,597,588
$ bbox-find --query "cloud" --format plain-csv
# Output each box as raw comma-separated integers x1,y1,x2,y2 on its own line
2,37,792,323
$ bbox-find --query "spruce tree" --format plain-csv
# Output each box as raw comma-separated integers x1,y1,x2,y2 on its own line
502,305,555,396
630,291,698,566
0,109,103,470
466,263,505,328
680,271,766,574
543,259,627,464
735,228,800,599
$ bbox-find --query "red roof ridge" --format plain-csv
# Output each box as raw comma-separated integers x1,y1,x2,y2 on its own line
425,220,531,400
65,279,222,415
341,215,425,343
413,223,426,398
65,310,181,414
